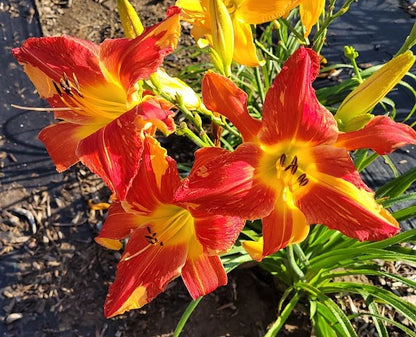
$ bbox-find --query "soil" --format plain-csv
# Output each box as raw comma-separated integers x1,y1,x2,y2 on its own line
1,1,415,337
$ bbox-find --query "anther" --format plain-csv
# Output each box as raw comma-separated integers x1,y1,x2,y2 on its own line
52,80,63,97
284,156,298,175
279,154,286,166
59,78,73,97
146,226,151,234
63,72,70,86
297,173,309,186
291,163,298,175
291,156,298,166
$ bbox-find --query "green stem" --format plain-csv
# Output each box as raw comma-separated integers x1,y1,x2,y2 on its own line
173,297,203,337
293,244,310,267
313,0,355,53
396,21,416,55
176,122,210,148
255,39,281,63
264,292,301,337
286,245,306,282
350,58,363,83
254,66,265,103
198,106,241,138
280,17,307,45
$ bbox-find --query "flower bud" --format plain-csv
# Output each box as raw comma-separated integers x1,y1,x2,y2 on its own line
207,0,234,76
335,50,415,131
152,69,201,110
117,0,144,38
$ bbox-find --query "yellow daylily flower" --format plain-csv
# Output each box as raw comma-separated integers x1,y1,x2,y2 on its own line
335,50,416,132
176,0,301,67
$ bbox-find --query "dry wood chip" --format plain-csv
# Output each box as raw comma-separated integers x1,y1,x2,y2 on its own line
5,313,23,324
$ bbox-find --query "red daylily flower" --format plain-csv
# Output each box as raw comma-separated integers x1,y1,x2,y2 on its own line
96,136,244,317
176,47,416,261
12,7,181,198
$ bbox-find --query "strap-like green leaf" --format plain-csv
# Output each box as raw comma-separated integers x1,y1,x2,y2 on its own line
321,282,416,326
376,167,416,199
297,283,358,336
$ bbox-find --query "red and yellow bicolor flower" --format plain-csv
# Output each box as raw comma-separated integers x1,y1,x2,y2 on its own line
12,7,181,198
96,136,244,317
175,47,416,261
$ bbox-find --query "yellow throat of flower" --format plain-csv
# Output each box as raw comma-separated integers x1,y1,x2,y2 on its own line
257,141,316,198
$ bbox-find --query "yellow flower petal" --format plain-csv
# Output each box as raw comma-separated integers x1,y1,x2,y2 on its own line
241,237,264,261
299,0,325,37
335,50,416,131
176,0,204,14
236,0,300,24
232,17,263,66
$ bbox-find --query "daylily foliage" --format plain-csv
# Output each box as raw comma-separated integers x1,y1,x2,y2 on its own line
12,0,416,331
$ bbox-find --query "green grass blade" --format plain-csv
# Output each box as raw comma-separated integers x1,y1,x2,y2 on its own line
349,312,416,337
366,295,389,337
321,282,416,326
297,283,358,336
376,167,416,198
311,301,340,337
392,205,416,222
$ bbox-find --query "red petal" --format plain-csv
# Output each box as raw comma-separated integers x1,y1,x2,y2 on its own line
202,71,261,142
261,200,309,259
38,121,100,172
100,37,168,98
192,211,245,254
296,177,400,241
175,144,275,219
259,47,338,145
104,228,187,317
140,6,182,50
76,107,144,200
311,145,371,191
137,97,176,135
181,254,227,299
335,116,416,155
95,202,138,246
12,36,102,85
126,136,181,212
